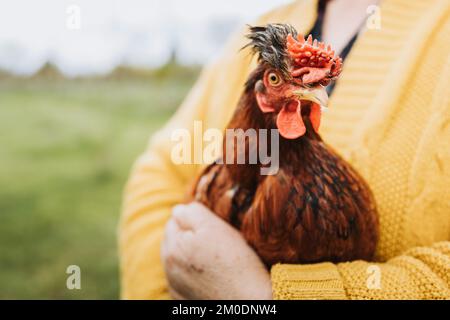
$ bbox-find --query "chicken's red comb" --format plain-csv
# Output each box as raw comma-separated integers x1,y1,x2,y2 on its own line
286,34,342,84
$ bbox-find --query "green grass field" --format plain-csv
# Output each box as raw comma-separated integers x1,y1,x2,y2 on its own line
0,65,199,299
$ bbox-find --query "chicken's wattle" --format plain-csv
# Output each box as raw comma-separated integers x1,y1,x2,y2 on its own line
275,100,322,139
276,100,304,139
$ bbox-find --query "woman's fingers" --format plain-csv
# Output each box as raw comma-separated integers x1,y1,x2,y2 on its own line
172,202,216,230
161,219,178,261
162,213,195,268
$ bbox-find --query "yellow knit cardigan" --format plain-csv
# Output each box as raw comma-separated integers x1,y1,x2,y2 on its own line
119,0,450,299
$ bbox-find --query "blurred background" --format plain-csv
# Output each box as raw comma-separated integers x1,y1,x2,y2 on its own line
0,0,292,299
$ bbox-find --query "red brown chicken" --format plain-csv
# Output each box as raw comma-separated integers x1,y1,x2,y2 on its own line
190,24,379,266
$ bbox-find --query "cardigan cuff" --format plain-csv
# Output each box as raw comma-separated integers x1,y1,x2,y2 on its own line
271,262,347,300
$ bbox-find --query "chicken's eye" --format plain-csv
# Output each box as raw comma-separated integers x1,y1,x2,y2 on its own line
268,72,282,87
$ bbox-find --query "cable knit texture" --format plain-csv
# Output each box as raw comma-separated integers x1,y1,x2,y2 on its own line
119,0,450,300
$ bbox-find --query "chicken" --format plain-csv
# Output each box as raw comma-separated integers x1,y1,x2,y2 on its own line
190,24,379,266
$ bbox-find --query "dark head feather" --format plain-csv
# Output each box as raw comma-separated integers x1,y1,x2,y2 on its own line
244,24,298,77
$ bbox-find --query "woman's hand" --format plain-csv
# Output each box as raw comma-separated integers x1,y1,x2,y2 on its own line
161,202,273,300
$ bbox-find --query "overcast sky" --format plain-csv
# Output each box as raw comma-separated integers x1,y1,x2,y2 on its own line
0,0,293,76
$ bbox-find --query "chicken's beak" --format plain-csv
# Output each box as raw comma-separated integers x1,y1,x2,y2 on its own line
292,86,329,111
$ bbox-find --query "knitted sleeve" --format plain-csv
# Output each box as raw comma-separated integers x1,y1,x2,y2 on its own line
271,241,450,299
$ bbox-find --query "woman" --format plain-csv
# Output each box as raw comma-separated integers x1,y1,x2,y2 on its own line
119,0,450,299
